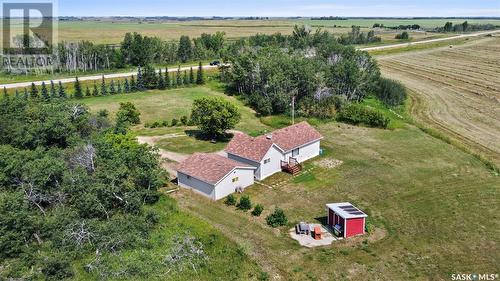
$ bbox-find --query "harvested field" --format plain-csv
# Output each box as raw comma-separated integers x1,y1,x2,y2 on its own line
377,36,500,166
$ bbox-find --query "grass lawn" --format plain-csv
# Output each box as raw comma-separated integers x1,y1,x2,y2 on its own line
173,121,500,280
81,85,270,136
72,195,264,280
155,134,228,154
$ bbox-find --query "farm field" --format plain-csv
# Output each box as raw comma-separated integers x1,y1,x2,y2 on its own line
377,36,500,167
52,18,500,44
80,84,499,279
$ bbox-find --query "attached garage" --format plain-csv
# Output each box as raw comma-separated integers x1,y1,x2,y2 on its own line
326,202,367,238
176,153,256,200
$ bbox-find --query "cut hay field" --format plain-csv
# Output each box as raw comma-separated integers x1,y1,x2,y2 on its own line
52,18,500,44
377,36,500,167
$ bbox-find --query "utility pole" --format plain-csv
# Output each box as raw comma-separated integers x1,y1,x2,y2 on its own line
291,95,295,125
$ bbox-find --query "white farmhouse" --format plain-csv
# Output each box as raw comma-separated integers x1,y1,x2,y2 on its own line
225,121,323,180
176,153,256,200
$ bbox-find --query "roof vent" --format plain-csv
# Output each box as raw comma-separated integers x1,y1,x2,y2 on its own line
266,134,272,140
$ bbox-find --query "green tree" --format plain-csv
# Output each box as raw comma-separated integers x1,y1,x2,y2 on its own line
165,68,171,88
23,88,29,99
30,82,38,99
124,78,131,93
189,67,195,84
100,75,108,95
252,204,264,216
190,96,241,138
176,66,183,86
130,75,137,92
117,80,123,94
178,35,193,62
41,82,49,100
116,102,141,126
85,86,91,97
196,62,204,85
157,69,166,89
50,80,57,98
74,77,83,99
92,81,99,96
2,87,8,100
183,70,189,85
224,194,236,206
237,195,252,211
266,208,288,227
136,66,145,91
109,80,117,95
58,81,66,98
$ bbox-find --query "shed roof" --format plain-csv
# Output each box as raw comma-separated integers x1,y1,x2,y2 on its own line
176,153,255,185
225,121,323,162
326,202,368,219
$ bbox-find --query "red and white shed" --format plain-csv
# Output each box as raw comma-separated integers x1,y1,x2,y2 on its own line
326,202,367,238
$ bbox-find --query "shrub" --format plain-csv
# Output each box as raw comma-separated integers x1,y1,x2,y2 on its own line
180,115,188,125
376,78,407,106
237,195,252,211
336,104,389,129
224,194,236,206
41,256,74,280
251,204,264,216
395,31,410,40
171,119,179,126
266,208,287,227
161,120,169,127
365,218,374,234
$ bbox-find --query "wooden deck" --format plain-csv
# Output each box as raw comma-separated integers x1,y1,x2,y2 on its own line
281,157,302,175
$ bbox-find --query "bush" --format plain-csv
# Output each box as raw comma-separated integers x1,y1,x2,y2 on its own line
251,204,264,216
237,195,252,211
161,120,169,127
376,78,407,106
336,104,389,128
365,218,374,234
224,194,236,206
266,208,287,227
395,31,410,39
171,118,179,126
41,256,74,280
180,115,188,125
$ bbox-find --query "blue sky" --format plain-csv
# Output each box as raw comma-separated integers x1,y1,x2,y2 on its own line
58,0,500,17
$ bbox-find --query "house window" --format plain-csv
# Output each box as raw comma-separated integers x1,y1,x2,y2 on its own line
232,177,239,183
292,148,300,157
264,158,271,164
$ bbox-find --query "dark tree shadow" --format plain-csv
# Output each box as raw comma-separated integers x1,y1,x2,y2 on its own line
314,216,328,225
184,129,233,142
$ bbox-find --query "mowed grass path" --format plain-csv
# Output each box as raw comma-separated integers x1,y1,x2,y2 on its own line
175,122,499,280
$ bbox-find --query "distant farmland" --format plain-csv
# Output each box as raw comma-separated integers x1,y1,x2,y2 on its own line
378,36,500,166
55,18,500,44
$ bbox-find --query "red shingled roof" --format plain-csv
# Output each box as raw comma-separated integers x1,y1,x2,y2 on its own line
176,153,254,185
225,121,322,162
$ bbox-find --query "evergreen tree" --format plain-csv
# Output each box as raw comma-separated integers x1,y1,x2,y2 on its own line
100,75,108,95
23,88,29,99
109,80,116,95
176,66,183,86
165,68,171,88
124,78,131,93
117,80,123,94
92,81,99,96
171,72,177,88
3,87,8,100
30,83,39,99
196,62,204,85
157,69,166,89
136,66,145,90
85,86,91,97
49,80,57,98
189,67,195,84
15,89,19,98
41,82,49,100
130,75,137,92
183,70,189,85
74,77,83,99
58,81,67,98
